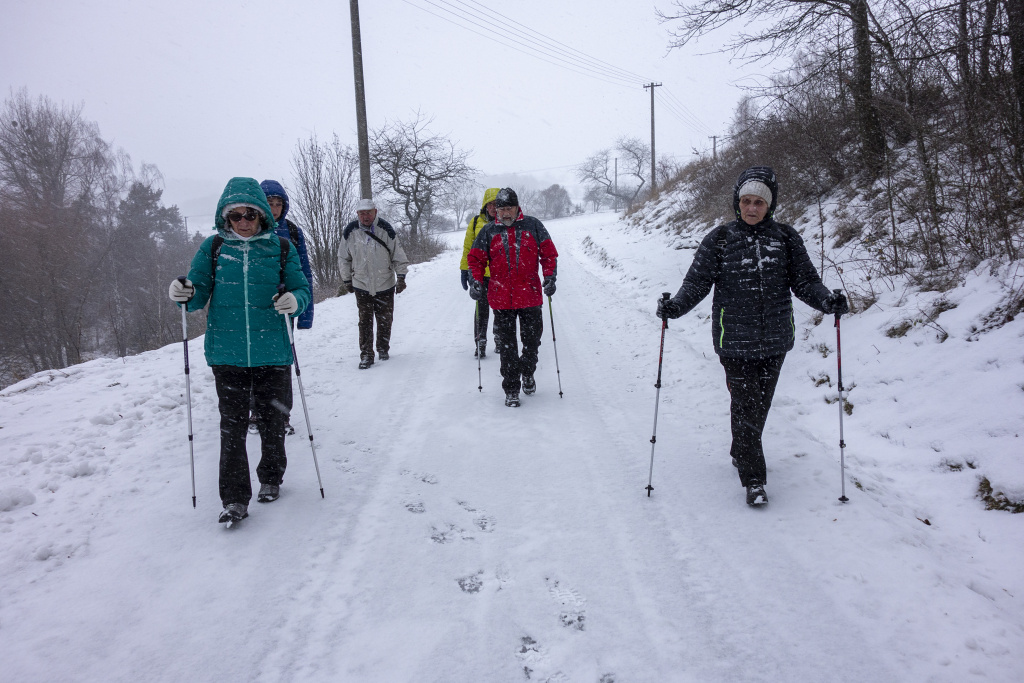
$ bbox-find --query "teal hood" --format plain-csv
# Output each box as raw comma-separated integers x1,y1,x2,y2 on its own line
214,177,277,235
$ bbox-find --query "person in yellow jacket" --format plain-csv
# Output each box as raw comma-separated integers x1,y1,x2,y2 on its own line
460,187,499,358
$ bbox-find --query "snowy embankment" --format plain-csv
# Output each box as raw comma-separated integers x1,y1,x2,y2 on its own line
1,212,1022,682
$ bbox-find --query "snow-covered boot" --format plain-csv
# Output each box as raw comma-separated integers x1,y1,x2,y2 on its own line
218,502,249,524
358,354,373,370
505,392,521,408
522,374,536,395
378,350,389,361
477,340,486,359
284,422,295,436
257,484,280,503
745,480,768,506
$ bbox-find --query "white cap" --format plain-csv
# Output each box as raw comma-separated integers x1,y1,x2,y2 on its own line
737,181,773,205
355,198,376,211
221,202,264,218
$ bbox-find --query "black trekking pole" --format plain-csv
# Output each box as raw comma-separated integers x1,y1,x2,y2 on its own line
834,289,849,503
176,276,197,508
547,295,563,398
278,286,325,498
646,293,671,497
476,300,483,392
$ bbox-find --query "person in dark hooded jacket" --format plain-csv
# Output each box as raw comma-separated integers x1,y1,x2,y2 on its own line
260,179,314,330
657,166,849,506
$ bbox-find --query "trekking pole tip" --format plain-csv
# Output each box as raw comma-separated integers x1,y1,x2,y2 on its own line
320,488,325,499
192,496,196,508
645,485,653,497
839,495,849,503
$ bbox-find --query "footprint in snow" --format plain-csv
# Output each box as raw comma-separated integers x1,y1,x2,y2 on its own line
431,523,473,544
405,501,425,514
474,515,497,532
457,571,483,593
546,578,586,631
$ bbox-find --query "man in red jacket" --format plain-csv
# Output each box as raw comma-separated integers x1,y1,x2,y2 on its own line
467,188,559,407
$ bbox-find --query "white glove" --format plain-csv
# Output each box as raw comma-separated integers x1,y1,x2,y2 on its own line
169,278,194,303
273,291,298,315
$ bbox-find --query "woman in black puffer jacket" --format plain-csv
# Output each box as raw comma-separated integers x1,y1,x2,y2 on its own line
658,166,849,506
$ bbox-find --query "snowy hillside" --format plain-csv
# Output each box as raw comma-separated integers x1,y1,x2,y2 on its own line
1,212,1022,682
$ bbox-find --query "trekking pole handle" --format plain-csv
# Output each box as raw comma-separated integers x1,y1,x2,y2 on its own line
660,292,671,329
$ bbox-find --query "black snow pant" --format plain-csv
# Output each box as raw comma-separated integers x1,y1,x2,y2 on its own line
355,288,395,360
473,277,491,348
493,306,543,395
719,354,785,488
212,365,293,506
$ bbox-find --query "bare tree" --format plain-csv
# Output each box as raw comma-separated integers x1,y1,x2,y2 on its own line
0,90,194,387
370,112,476,244
576,136,650,211
658,0,886,177
290,133,360,296
445,180,482,230
537,184,573,219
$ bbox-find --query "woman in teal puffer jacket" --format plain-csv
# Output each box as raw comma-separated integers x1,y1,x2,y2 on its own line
169,177,311,525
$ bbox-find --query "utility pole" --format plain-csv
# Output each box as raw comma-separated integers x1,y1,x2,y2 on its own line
349,0,372,199
709,135,718,162
613,157,618,211
643,83,659,194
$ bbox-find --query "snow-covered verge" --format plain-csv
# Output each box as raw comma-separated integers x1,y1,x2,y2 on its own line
0,212,1021,682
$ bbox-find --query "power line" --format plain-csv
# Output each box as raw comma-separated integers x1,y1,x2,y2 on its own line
399,0,651,89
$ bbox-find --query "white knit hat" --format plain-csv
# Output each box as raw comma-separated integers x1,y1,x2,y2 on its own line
355,198,376,211
736,180,773,205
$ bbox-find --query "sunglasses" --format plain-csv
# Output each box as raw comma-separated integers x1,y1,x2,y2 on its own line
227,209,260,224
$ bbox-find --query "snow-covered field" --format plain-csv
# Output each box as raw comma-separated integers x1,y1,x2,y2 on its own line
1,211,1022,682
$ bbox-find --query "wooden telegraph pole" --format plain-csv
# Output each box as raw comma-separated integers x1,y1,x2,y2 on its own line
638,83,663,194
349,0,372,199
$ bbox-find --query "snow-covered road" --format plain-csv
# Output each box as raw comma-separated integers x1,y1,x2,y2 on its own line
2,212,1021,682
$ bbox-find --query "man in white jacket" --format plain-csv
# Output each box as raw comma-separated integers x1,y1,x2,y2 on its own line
340,198,410,369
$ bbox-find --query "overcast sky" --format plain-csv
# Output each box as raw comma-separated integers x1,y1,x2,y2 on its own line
3,0,755,225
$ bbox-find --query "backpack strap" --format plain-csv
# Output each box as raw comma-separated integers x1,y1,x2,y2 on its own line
210,235,225,285
278,236,290,287
365,230,394,259
285,219,300,247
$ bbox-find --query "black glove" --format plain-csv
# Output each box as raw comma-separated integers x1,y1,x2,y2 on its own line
395,276,407,294
542,275,556,297
657,297,683,319
344,281,354,294
469,279,483,301
460,270,470,290
823,291,850,316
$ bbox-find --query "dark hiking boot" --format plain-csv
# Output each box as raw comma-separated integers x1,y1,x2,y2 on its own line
378,350,389,361
358,354,374,369
218,502,248,524
285,422,296,436
505,392,521,408
745,480,768,506
257,484,280,503
248,416,259,434
522,374,536,395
